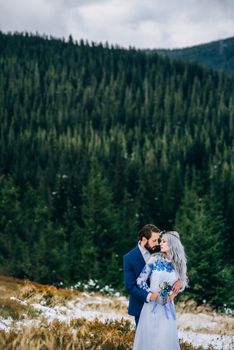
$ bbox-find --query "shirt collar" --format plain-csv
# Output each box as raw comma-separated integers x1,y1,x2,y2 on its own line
138,241,150,257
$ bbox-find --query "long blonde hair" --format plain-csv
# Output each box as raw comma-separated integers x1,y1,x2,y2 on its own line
164,231,188,288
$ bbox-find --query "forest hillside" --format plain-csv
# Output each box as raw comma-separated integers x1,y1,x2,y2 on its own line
153,36,234,74
0,31,233,308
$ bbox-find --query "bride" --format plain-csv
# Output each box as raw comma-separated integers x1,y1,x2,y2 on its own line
133,231,188,350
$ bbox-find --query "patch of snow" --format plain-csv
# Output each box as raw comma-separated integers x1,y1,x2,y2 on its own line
10,297,27,306
116,295,128,305
31,302,132,324
177,313,219,330
0,317,12,333
179,330,234,350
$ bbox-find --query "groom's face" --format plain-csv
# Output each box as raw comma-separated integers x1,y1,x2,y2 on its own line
144,231,161,254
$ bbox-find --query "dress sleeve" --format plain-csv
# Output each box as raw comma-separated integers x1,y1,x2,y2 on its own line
136,256,155,292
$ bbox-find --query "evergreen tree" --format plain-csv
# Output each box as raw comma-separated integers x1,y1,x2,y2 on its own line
80,160,118,284
175,187,233,306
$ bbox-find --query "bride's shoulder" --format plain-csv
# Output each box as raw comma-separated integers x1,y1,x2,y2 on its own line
145,255,156,265
151,252,169,262
147,253,163,265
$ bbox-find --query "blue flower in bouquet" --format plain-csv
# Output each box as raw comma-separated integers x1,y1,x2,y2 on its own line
159,282,172,300
160,288,168,298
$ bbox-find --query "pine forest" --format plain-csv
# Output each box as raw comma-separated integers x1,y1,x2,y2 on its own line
0,32,233,308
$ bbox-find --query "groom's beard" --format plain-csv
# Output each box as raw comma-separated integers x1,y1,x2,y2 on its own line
145,242,161,254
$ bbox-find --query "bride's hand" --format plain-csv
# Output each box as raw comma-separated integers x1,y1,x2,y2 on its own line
150,293,158,301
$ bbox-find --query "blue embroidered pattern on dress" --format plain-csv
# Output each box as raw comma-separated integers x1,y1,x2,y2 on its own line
136,263,153,292
154,260,174,272
136,257,174,292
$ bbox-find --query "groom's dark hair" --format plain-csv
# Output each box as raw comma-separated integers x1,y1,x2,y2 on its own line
138,224,161,241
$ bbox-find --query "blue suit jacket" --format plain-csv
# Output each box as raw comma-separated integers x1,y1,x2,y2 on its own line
123,245,148,317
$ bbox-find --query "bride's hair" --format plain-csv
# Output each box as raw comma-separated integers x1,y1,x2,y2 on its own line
164,231,188,288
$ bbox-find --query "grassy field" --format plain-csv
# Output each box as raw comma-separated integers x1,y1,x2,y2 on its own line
0,276,232,350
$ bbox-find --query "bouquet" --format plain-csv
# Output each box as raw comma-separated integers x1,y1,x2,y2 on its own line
151,282,176,320
159,282,173,301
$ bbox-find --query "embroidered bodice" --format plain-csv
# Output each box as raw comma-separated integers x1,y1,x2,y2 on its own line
137,253,178,294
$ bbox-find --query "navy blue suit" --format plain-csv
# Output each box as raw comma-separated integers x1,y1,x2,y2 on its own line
123,245,148,321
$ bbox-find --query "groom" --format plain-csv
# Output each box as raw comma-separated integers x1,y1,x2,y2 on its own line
123,224,182,326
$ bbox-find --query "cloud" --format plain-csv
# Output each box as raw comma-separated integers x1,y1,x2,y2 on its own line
0,0,234,48
0,0,68,38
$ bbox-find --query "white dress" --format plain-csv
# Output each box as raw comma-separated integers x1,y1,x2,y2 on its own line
133,254,180,350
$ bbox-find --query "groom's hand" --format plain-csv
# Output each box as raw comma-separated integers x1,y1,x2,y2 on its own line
150,293,158,301
172,280,183,295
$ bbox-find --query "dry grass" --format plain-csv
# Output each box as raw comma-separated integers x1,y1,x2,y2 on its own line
0,318,206,350
0,276,81,308
0,319,134,350
0,276,222,349
0,298,42,321
17,280,81,306
176,299,234,336
0,276,25,297
176,298,214,314
0,275,81,319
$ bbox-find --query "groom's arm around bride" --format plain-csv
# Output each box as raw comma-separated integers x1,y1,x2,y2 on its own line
123,224,161,326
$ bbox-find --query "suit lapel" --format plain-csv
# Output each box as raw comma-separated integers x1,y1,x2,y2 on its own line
134,245,146,274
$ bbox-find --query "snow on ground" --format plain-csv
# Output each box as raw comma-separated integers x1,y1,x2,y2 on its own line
0,317,12,332
0,294,233,350
179,330,233,350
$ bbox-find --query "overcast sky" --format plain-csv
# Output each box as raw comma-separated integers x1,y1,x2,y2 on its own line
0,0,234,49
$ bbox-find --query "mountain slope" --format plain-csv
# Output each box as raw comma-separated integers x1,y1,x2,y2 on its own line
0,32,233,307
153,37,234,74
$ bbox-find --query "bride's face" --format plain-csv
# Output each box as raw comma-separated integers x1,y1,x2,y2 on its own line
160,237,169,254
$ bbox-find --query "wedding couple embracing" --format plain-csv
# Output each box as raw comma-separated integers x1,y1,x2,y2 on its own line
123,224,188,350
